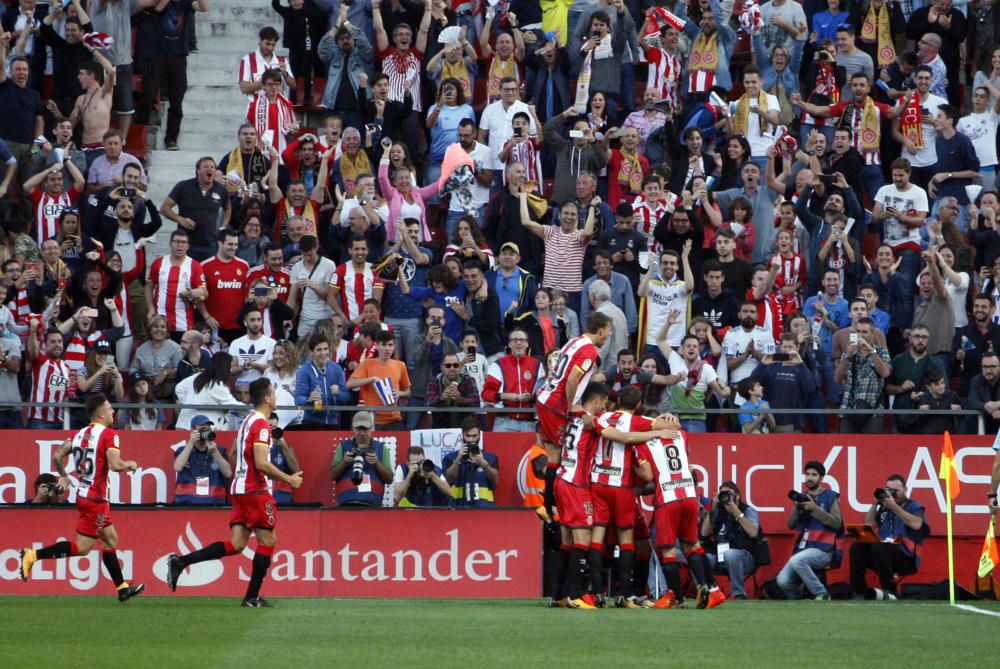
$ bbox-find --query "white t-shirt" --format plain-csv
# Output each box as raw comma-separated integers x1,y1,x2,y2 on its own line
643,277,690,347
721,326,777,383
957,109,1000,168
479,100,537,170
291,256,336,336
339,197,389,226
759,0,807,53
900,94,947,167
667,350,717,392
449,142,492,213
229,334,276,383
745,93,782,158
946,271,970,328
874,183,928,249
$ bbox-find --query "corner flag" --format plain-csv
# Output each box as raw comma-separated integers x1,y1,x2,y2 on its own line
938,432,960,499
979,517,999,579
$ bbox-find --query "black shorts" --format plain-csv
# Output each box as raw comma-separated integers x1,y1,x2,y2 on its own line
114,64,134,115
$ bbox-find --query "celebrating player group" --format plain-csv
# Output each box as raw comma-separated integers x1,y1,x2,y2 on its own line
536,312,723,609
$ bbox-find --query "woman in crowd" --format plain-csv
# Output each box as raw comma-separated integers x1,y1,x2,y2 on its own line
237,214,269,267
550,288,579,338
120,372,164,430
425,77,475,193
505,287,569,362
716,135,753,191
379,150,440,244
130,315,183,400
443,215,495,269
76,341,125,402
175,352,240,430
266,339,301,397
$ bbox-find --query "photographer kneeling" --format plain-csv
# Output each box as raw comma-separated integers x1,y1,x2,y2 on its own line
330,411,394,507
393,446,452,507
701,481,761,600
777,461,843,601
172,416,232,504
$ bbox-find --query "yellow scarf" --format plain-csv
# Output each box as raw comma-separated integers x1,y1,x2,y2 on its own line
285,199,318,235
861,2,895,67
733,91,769,136
487,55,518,102
441,57,472,98
900,92,924,148
688,32,720,73
617,148,644,194
225,146,267,194
337,149,371,194
857,97,881,150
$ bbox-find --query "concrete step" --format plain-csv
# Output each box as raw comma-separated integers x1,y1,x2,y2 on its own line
201,4,279,22
189,35,284,56
183,95,249,117
197,20,273,38
185,67,237,87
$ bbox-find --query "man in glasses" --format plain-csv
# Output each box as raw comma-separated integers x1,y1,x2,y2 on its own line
482,326,542,432
425,352,480,428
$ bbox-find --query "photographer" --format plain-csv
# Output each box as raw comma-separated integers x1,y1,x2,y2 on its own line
701,481,761,600
777,461,843,601
392,446,452,508
267,413,301,506
329,411,394,507
443,416,499,507
26,473,68,505
172,416,232,505
849,475,930,600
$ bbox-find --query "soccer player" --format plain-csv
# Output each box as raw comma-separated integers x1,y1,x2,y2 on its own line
535,311,614,521
636,422,725,609
552,382,675,609
19,393,145,602
589,385,680,608
166,377,303,607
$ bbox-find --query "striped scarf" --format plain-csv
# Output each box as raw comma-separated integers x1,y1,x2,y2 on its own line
338,150,371,194
860,2,895,67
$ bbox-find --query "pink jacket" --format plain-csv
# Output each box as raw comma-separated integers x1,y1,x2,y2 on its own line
378,162,440,242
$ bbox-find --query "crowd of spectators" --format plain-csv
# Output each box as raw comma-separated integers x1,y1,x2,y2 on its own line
1,0,1000,440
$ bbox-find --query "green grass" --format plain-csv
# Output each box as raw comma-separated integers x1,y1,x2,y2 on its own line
1,597,998,667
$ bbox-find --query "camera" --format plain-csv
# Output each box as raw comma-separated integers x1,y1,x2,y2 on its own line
350,447,369,485
271,426,283,440
121,187,136,198
47,482,64,496
874,487,891,501
199,427,216,442
254,286,269,297
466,442,481,457
591,30,601,37
788,490,811,504
421,459,436,474
718,490,733,505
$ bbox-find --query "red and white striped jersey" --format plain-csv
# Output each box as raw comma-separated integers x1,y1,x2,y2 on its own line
29,354,71,423
230,410,271,496
536,335,599,417
646,47,683,113
330,262,382,322
71,422,120,502
771,252,805,315
202,256,250,330
31,187,80,245
238,49,292,99
63,331,106,382
149,256,206,332
503,136,543,187
556,415,600,488
631,194,674,253
591,411,654,488
248,264,292,302
379,47,423,112
635,432,696,506
687,69,716,95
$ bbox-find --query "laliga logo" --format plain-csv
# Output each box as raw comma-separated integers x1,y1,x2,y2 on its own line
152,522,224,587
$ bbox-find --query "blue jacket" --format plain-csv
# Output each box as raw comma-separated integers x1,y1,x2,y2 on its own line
317,26,373,110
294,360,350,426
682,0,737,92
580,271,638,335
753,33,804,100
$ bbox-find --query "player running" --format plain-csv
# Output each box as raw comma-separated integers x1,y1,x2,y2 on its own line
552,382,677,609
589,385,680,608
19,394,145,602
636,422,725,609
536,312,613,522
166,377,302,607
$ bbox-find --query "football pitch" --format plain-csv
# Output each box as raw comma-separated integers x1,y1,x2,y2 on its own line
1,597,998,667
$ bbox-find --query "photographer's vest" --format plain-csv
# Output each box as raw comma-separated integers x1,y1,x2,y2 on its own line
792,487,844,567
173,446,229,505
448,450,499,507
397,463,449,508
522,445,547,508
335,439,387,507
876,499,928,568
712,505,756,552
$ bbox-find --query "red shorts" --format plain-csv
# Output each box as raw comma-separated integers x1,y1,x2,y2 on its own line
554,479,593,529
230,493,277,530
76,497,112,538
633,498,651,541
536,402,566,447
653,498,700,548
591,485,636,529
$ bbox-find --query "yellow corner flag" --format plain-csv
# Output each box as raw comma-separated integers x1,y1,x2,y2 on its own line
938,432,960,499
979,517,999,579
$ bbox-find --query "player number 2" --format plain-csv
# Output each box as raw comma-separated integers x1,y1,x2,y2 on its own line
73,446,94,476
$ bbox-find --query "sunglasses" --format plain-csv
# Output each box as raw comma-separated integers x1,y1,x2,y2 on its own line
442,363,461,368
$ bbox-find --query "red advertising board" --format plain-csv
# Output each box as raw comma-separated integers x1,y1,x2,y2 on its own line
0,508,541,597
1,431,996,536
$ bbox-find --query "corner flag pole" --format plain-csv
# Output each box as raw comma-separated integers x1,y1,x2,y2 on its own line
945,464,955,606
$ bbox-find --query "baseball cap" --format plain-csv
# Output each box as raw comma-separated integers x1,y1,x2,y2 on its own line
93,340,112,354
615,202,634,217
499,242,520,255
190,415,214,429
351,411,374,429
130,370,150,385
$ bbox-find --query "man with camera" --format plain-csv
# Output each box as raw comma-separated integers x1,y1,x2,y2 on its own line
849,475,930,600
777,461,843,600
267,413,300,506
27,473,68,505
426,352,481,429
443,416,499,507
392,446,452,508
701,481,762,600
172,415,232,504
330,410,394,507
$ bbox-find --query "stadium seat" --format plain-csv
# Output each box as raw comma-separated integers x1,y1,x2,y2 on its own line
126,124,150,162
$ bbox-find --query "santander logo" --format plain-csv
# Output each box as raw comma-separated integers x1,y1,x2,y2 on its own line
152,522,224,587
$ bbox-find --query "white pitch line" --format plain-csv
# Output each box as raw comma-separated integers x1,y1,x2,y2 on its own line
952,603,1000,618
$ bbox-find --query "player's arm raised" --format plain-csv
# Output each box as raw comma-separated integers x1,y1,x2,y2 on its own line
253,440,302,488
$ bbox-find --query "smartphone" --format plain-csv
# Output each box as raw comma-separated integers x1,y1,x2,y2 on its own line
514,127,524,137
121,188,136,198
381,137,392,149
365,124,378,133
253,286,269,297
818,174,837,184
466,345,476,357
82,308,99,318
26,262,39,275
569,130,584,139
849,333,859,345
772,352,790,362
